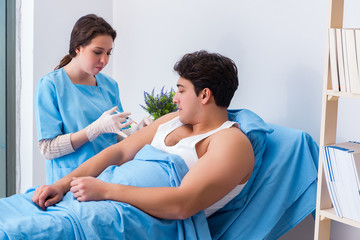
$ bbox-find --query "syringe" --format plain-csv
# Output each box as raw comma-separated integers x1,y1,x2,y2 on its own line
115,110,138,124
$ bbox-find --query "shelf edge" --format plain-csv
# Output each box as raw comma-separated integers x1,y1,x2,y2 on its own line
319,208,360,228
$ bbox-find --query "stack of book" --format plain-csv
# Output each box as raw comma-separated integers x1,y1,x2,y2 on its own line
321,141,360,222
329,28,360,93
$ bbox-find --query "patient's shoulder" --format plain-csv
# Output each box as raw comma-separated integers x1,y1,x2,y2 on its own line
216,124,247,140
209,127,253,157
152,112,179,126
201,125,254,184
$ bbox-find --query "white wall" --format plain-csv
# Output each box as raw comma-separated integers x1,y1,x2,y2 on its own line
19,0,360,239
112,0,325,144
112,1,325,239
111,0,360,239
19,0,35,194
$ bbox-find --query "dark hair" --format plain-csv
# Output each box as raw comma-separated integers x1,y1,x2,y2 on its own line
55,14,117,70
173,50,238,108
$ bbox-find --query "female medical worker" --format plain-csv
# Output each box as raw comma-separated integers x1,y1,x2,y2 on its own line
35,14,132,184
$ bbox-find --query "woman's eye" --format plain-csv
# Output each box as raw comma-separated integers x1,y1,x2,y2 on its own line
94,51,102,55
107,52,112,56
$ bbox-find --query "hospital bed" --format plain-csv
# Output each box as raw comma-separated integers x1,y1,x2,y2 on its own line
209,109,318,239
0,109,318,240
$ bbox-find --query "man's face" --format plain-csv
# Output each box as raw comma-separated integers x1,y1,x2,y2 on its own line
173,77,202,124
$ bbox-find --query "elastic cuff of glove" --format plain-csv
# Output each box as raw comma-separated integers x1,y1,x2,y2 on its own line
86,125,100,142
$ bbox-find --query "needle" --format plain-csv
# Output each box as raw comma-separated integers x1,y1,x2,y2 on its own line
115,110,138,124
126,116,138,125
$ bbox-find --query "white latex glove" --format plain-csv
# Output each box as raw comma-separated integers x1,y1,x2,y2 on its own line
86,107,132,142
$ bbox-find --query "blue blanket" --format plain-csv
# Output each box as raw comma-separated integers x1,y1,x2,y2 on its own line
0,109,318,240
0,145,211,240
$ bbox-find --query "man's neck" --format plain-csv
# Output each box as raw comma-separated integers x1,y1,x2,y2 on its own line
190,107,229,135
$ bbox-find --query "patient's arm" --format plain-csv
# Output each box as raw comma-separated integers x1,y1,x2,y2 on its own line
70,127,254,220
32,113,177,210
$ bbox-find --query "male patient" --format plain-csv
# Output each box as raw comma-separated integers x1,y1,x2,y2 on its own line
32,50,254,220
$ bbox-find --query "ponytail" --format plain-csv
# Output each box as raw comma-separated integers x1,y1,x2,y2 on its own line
55,54,72,70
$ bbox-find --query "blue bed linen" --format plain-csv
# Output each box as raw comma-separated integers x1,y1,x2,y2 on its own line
207,123,319,240
0,145,211,240
0,109,318,240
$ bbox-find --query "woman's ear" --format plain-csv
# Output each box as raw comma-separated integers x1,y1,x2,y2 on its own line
75,46,81,55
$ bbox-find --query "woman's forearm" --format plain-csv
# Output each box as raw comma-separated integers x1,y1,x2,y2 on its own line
38,134,75,159
38,128,91,160
70,128,90,150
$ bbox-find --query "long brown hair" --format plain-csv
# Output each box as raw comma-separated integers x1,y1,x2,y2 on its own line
55,14,117,70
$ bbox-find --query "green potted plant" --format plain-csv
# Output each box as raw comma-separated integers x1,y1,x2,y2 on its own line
140,86,178,120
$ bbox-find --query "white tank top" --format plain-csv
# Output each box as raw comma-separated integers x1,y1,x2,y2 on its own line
151,116,246,217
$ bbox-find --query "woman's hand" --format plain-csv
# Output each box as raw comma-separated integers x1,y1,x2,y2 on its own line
70,176,108,202
32,184,65,210
86,106,132,141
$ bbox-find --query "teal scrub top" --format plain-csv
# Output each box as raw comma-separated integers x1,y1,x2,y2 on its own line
35,68,124,184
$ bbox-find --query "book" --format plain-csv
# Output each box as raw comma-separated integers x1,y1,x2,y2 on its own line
344,29,360,94
342,29,351,92
329,28,340,91
333,146,359,221
336,29,347,92
329,146,352,219
354,30,360,94
321,142,360,222
322,146,342,217
348,150,360,221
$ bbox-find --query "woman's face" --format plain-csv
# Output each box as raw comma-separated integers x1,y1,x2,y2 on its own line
75,34,113,76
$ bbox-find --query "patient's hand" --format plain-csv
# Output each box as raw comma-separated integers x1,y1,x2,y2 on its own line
70,176,107,202
32,184,65,210
139,116,153,129
131,116,153,133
